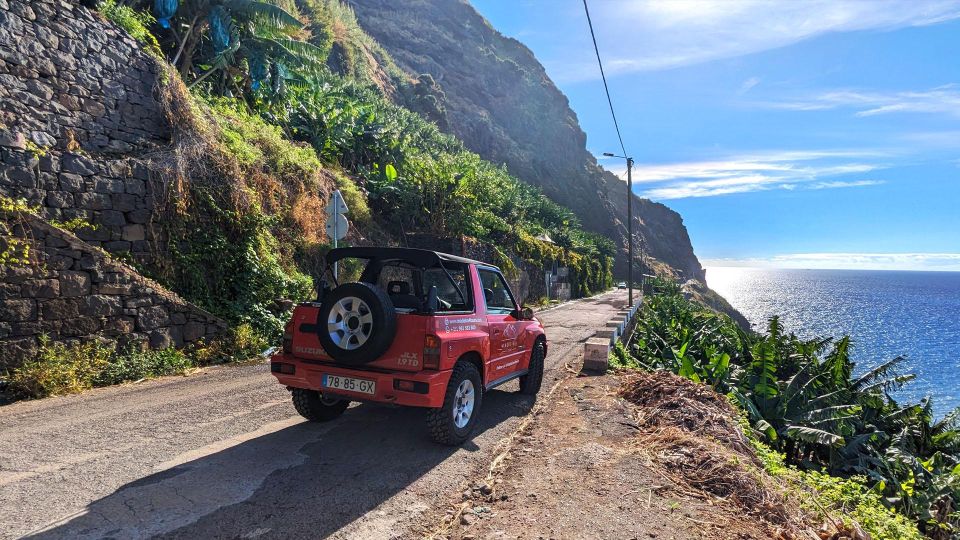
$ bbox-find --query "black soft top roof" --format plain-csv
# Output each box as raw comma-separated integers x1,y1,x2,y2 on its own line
326,247,496,269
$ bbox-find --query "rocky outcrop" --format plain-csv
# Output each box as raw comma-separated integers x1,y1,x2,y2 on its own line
0,213,225,373
348,0,706,281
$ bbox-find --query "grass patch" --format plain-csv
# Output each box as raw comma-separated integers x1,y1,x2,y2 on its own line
95,346,194,387
192,323,270,364
332,170,371,225
98,0,162,57
208,98,323,182
5,327,270,400
609,341,641,370
8,338,114,398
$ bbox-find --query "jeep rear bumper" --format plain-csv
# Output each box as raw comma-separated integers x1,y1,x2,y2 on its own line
270,353,452,408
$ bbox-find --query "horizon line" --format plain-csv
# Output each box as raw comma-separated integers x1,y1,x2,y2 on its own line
702,253,960,272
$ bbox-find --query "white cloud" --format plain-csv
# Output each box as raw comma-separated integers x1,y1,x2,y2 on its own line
705,253,960,271
739,77,761,94
554,0,960,81
600,150,889,199
809,179,886,189
767,85,960,117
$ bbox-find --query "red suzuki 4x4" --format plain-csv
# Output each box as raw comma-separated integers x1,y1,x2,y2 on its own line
270,247,547,445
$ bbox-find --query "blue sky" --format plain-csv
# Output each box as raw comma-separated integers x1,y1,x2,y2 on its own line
471,0,960,270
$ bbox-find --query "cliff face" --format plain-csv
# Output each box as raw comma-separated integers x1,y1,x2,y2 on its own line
347,0,706,281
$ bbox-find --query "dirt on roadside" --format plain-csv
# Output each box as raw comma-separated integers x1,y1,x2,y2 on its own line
420,369,818,540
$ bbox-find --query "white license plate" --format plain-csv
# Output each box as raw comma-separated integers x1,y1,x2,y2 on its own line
322,374,376,395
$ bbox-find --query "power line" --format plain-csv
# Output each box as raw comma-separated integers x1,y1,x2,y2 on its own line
581,0,627,158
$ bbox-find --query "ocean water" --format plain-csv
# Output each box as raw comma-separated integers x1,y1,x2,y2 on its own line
706,267,960,416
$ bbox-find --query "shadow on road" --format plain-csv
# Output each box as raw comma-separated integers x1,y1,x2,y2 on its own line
29,388,535,539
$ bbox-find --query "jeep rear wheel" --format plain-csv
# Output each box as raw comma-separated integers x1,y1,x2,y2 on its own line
519,340,545,395
427,361,483,445
292,388,349,422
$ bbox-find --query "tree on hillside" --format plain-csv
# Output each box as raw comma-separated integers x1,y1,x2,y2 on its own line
119,0,325,95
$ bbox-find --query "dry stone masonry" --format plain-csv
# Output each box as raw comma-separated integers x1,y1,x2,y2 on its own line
1,0,224,369
0,214,225,373
0,0,168,154
0,0,169,264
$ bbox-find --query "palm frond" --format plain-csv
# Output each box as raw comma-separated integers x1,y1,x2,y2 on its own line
858,374,917,396
932,405,960,435
224,0,302,29
785,425,845,447
823,335,853,388
852,356,907,391
883,403,923,425
804,404,862,422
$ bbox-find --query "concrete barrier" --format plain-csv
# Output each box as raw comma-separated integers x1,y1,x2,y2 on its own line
583,338,612,371
580,294,646,373
605,321,621,339
595,328,617,343
610,318,626,333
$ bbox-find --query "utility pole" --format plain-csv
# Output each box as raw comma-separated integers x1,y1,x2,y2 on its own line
626,157,634,307
604,153,634,307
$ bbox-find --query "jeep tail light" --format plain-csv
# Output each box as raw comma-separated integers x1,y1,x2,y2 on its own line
423,335,440,369
394,380,429,394
271,362,295,375
282,323,293,354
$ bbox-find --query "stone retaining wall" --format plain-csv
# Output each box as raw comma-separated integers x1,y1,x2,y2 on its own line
0,213,225,373
0,0,168,154
0,0,168,267
0,0,224,371
0,146,162,266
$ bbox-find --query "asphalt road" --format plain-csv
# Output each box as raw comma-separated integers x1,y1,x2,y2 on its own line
0,290,628,540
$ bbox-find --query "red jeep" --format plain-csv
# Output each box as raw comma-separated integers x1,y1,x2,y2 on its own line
270,247,547,445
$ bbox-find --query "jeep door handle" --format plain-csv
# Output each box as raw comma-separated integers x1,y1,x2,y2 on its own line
492,329,501,335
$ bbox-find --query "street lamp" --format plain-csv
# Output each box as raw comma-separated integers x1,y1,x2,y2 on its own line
603,152,634,307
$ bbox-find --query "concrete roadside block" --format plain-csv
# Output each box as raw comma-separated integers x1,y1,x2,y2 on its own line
611,317,626,333
604,321,621,340
583,337,611,371
595,328,617,343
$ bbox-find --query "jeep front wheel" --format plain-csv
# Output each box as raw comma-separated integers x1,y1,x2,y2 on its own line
292,388,349,422
427,361,483,445
519,340,545,395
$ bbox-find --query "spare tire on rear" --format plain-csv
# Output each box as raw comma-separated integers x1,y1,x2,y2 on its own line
316,282,398,364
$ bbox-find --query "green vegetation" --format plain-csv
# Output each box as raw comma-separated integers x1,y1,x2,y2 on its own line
48,216,99,234
7,327,268,400
742,414,924,540
99,0,162,56
0,195,35,266
8,337,188,399
616,279,960,538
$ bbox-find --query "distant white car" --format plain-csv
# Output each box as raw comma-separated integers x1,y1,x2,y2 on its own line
617,282,627,289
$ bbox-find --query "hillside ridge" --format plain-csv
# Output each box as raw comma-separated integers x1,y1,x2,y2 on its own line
347,0,708,282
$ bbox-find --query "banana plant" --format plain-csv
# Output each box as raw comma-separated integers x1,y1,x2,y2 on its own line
144,0,324,95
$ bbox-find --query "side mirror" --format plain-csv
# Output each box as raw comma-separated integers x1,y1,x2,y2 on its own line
512,306,535,320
